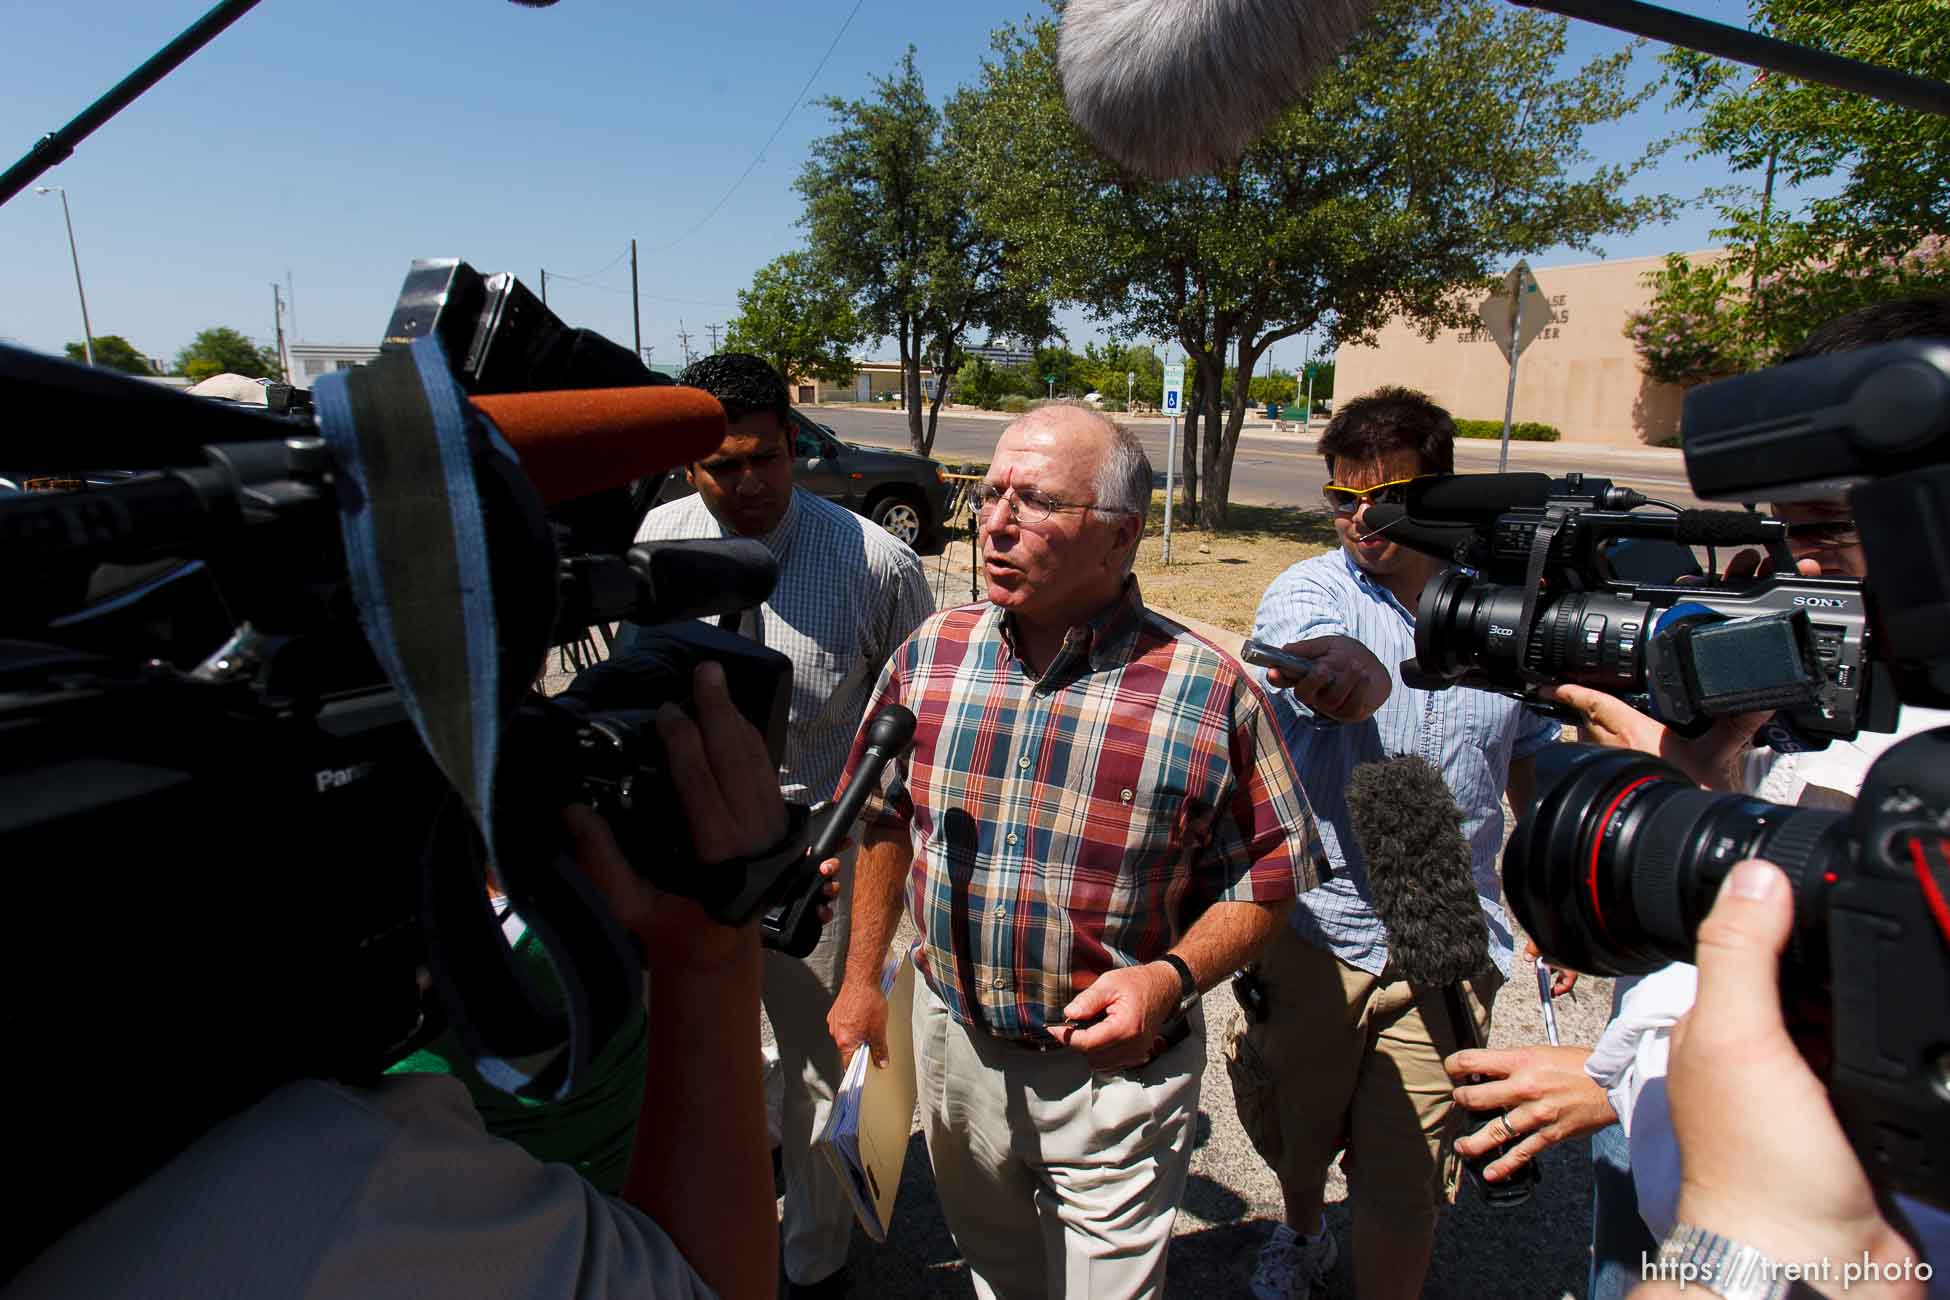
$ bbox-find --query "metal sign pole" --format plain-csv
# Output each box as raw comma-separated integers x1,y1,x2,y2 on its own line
1497,287,1525,473
1164,410,1177,566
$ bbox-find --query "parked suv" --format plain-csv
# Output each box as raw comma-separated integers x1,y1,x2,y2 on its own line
644,408,954,549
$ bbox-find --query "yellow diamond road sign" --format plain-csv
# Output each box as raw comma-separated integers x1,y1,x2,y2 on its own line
1479,261,1548,358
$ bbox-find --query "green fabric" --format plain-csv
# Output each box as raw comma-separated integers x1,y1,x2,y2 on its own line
389,925,647,1194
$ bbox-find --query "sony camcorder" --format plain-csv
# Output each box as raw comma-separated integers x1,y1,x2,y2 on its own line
1373,472,1895,749
1493,339,1950,1211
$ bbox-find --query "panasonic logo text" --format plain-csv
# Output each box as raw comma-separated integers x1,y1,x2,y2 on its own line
316,761,377,793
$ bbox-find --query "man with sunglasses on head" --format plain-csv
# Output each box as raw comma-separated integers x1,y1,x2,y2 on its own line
827,401,1326,1299
1227,386,1561,1300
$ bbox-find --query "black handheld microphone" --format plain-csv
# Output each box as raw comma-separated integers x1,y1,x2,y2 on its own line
1346,754,1540,1206
760,704,918,958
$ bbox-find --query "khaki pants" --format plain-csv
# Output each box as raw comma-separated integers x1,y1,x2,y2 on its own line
912,975,1202,1300
763,845,857,1285
1226,928,1502,1300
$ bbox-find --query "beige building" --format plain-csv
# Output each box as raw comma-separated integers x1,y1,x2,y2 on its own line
788,360,909,405
1334,251,1719,446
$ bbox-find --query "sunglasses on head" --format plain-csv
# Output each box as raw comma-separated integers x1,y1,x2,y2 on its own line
1320,476,1421,514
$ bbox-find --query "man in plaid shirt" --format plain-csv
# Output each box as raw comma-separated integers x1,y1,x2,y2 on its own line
828,403,1325,1299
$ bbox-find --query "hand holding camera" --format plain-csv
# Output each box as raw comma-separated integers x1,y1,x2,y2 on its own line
1661,859,1928,1297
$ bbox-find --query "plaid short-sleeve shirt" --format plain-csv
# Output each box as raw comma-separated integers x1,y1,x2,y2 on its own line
839,579,1326,1041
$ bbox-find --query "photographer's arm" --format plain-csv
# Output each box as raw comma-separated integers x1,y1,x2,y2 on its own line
1544,685,1768,792
562,662,783,1300
827,820,913,1067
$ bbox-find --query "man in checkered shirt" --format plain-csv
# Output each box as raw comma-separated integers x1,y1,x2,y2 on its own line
629,353,933,1299
828,402,1325,1299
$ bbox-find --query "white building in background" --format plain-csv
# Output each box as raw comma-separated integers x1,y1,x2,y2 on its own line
288,342,381,384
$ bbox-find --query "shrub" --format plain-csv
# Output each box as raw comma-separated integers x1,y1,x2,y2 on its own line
1453,418,1561,442
994,395,1033,413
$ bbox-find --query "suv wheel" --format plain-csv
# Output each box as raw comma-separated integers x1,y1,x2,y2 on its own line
869,493,926,547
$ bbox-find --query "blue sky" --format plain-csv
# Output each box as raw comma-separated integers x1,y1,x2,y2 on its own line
0,0,1779,371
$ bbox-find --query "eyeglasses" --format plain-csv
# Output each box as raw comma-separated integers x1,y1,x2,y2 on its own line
973,484,1130,523
1780,521,1863,548
1770,507,1861,549
1320,476,1420,515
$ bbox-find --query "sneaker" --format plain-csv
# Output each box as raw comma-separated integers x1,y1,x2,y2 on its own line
1250,1223,1339,1300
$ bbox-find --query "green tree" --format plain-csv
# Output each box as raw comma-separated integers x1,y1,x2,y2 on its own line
965,4,1667,526
1077,340,1164,407
64,334,153,375
1635,2,1950,374
724,251,865,387
797,48,1053,457
173,327,282,382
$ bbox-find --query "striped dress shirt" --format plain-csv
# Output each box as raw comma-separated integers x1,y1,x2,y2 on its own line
634,488,934,805
1252,548,1561,978
840,579,1326,1040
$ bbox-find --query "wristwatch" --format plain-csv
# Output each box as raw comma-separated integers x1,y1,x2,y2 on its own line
1159,953,1199,1018
1655,1224,1794,1300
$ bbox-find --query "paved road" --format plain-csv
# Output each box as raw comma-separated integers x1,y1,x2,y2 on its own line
812,406,1710,511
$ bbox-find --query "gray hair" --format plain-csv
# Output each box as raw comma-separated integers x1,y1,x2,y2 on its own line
1020,399,1153,517
1020,400,1152,577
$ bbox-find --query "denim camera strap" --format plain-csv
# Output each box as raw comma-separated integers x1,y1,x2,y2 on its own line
314,339,639,1100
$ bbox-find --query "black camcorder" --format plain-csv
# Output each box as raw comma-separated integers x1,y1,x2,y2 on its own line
0,259,850,1276
1373,471,1895,748
1487,339,1950,1211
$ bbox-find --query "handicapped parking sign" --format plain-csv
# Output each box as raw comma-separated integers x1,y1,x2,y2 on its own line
1162,363,1184,415
1164,390,1179,412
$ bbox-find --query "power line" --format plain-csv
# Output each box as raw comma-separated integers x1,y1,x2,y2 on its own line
641,0,867,256
547,243,633,285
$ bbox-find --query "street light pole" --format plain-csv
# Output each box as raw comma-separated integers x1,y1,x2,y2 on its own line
34,185,95,366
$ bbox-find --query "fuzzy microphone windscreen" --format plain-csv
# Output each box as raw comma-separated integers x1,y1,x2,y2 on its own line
1059,0,1376,178
1347,753,1490,988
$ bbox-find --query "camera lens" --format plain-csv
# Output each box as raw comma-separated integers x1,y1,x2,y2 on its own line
1413,572,1647,694
1503,744,1848,976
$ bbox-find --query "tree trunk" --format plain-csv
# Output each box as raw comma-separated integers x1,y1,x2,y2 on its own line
922,362,956,459
1194,350,1229,530
1178,395,1200,521
1202,348,1260,528
897,317,924,453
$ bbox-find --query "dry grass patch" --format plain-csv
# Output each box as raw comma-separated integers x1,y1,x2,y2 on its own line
1132,499,1338,634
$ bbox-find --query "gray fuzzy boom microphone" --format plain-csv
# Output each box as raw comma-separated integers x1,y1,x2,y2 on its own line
1347,753,1539,1204
1059,0,1376,178
1347,754,1488,990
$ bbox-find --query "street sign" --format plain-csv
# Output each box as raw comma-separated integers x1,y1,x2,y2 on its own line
1162,363,1185,414
1478,261,1548,358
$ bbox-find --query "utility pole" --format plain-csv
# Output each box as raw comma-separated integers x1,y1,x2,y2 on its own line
540,268,548,306
705,323,722,354
677,319,694,368
271,282,290,383
630,238,642,363
641,345,654,370
33,185,94,366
